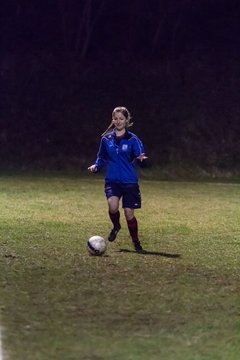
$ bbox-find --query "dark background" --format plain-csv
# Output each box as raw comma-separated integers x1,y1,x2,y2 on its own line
1,0,240,177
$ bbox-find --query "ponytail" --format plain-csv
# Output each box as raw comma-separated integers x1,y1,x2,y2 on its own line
101,121,114,137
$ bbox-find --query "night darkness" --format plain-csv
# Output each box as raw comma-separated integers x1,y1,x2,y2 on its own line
1,0,240,175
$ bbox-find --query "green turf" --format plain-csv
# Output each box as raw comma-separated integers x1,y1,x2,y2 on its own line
0,175,239,359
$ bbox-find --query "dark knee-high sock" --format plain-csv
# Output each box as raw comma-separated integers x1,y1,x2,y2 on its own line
127,216,139,242
109,210,121,229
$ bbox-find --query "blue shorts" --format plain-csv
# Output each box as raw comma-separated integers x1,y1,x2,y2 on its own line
105,182,141,209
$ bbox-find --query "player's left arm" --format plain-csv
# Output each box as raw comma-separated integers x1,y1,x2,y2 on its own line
132,136,148,163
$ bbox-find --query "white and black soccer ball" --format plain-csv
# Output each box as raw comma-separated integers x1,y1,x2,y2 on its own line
87,235,106,256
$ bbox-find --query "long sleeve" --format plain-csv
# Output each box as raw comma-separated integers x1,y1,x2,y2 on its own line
132,136,145,158
95,137,107,170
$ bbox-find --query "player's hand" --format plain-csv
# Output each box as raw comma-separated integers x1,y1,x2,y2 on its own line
137,154,148,162
88,164,98,172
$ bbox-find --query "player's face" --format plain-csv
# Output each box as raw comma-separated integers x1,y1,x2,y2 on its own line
112,111,127,131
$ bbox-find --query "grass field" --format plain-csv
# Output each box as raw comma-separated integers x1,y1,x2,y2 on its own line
0,174,239,360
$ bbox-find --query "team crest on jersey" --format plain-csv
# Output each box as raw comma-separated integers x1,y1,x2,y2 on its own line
122,144,128,151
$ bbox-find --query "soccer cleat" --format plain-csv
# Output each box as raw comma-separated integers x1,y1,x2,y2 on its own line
134,241,144,253
108,227,121,242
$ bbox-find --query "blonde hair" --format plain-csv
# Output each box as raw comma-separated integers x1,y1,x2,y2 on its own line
101,106,134,136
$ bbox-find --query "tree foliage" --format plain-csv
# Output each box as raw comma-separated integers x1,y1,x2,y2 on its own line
1,1,240,174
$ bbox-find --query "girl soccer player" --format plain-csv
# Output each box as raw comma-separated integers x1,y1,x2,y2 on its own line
88,106,147,253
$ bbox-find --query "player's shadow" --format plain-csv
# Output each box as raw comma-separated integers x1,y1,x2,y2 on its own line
119,249,181,258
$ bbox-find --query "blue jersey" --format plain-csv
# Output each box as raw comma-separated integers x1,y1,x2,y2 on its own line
95,130,145,184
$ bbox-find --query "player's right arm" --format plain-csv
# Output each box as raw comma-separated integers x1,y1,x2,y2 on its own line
88,137,107,173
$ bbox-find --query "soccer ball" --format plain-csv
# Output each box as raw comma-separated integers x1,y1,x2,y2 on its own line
87,235,106,256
